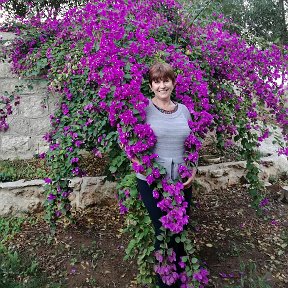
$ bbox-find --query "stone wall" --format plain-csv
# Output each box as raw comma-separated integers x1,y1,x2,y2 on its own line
0,155,287,216
0,176,117,216
0,32,56,160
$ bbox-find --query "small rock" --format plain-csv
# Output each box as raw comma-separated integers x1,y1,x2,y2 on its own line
240,176,248,184
263,271,274,285
233,162,246,169
279,188,288,204
210,169,224,178
261,160,274,167
282,221,288,227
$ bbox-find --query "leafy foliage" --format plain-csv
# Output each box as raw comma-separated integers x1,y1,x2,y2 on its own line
117,173,156,285
0,0,86,19
221,0,288,45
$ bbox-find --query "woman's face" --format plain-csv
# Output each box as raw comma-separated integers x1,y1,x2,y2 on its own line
150,78,175,101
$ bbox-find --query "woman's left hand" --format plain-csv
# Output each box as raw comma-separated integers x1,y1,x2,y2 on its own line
183,169,197,189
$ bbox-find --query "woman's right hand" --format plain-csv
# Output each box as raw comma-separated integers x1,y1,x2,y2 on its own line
119,143,124,150
131,157,140,165
119,142,140,165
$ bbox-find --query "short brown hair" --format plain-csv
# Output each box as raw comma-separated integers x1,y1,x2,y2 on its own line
148,62,176,85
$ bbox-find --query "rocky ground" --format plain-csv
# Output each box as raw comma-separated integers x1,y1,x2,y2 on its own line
3,181,287,288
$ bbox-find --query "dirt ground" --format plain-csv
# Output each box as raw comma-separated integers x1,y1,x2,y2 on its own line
6,183,288,288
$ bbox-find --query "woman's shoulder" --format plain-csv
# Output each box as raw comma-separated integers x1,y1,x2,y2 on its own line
176,102,189,111
177,102,191,120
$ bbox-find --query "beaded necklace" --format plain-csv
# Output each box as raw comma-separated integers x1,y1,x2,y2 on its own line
153,101,178,114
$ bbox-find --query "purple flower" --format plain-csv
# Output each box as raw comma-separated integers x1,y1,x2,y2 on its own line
155,251,164,263
38,152,46,159
85,118,93,126
47,193,56,200
193,268,209,284
119,201,128,214
178,260,186,269
44,177,52,184
55,210,62,217
270,219,279,226
70,157,79,163
61,103,69,115
146,174,155,185
70,267,77,275
72,167,80,175
61,191,69,198
259,198,269,208
131,162,145,173
74,140,83,147
67,147,74,152
152,190,160,199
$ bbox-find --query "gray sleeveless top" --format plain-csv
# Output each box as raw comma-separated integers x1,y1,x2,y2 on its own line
136,99,192,181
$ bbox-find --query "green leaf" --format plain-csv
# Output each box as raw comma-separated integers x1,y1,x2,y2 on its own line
191,257,198,264
181,256,188,262
156,235,164,241
109,166,117,173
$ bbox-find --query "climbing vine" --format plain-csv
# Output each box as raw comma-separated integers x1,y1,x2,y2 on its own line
1,0,287,286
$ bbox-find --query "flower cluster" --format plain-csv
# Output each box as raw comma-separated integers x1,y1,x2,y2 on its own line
154,249,179,286
0,94,20,131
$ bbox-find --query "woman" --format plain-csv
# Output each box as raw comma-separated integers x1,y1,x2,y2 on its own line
135,62,197,287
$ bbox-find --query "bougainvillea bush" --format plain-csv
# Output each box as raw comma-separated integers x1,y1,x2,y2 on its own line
1,0,288,286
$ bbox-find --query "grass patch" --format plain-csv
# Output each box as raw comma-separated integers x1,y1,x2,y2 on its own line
0,216,27,244
0,158,49,182
0,152,108,182
0,216,61,288
0,244,61,288
224,261,272,288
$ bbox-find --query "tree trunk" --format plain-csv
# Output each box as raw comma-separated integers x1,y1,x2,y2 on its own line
278,0,288,44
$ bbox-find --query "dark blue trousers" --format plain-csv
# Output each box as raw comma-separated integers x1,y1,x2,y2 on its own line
136,178,192,288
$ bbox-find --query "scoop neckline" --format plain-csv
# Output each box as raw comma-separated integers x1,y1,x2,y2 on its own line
149,99,182,118
152,100,178,114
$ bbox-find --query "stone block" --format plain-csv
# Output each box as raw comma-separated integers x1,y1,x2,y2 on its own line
6,116,30,135
196,170,207,176
210,168,230,178
0,62,15,78
261,155,288,175
0,176,116,216
230,161,246,169
29,117,50,135
0,179,45,216
0,32,16,41
69,177,83,209
20,95,50,118
21,79,48,94
0,179,45,189
257,126,284,155
0,79,48,95
0,78,22,94
77,177,116,208
279,187,288,204
0,150,287,216
1,135,29,153
46,94,58,113
29,136,49,155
